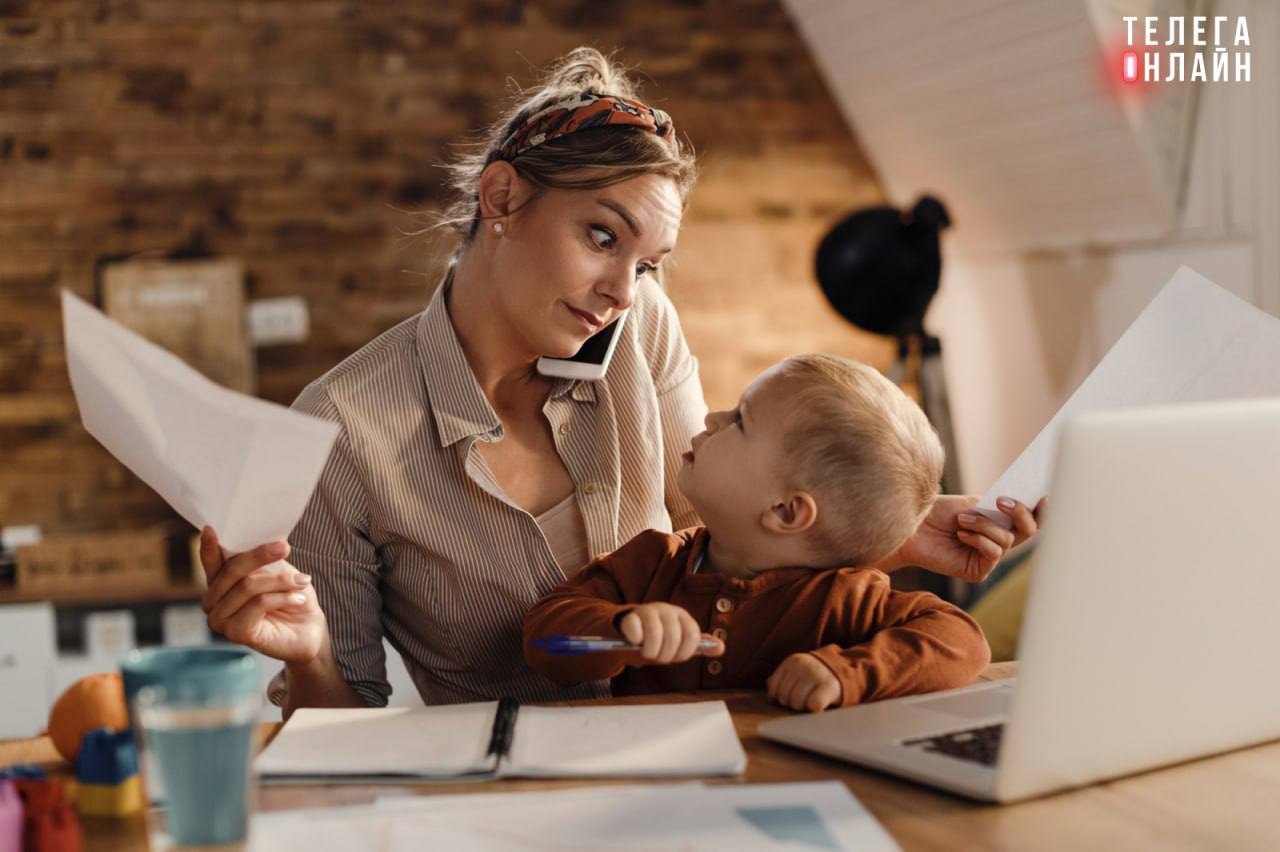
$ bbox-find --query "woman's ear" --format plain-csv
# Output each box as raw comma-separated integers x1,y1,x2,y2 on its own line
476,160,523,221
761,491,819,535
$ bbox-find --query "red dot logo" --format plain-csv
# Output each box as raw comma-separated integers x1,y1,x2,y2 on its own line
1122,51,1139,82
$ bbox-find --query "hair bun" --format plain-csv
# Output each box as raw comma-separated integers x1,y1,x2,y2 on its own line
540,47,639,100
546,47,612,91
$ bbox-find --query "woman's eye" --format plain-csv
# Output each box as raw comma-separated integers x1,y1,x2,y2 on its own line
590,226,615,249
635,262,656,279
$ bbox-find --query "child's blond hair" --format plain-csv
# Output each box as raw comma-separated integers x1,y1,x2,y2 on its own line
776,354,944,567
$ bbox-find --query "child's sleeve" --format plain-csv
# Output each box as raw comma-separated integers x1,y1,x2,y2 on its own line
810,571,992,707
523,530,676,687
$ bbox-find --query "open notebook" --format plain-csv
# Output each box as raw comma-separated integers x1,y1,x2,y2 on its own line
255,699,747,783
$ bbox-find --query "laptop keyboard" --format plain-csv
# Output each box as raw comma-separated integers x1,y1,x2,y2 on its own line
902,723,1005,767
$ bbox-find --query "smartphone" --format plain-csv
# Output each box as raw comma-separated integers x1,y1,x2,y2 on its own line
535,311,628,381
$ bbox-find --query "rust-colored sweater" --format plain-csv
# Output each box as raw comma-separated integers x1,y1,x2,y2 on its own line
523,527,991,707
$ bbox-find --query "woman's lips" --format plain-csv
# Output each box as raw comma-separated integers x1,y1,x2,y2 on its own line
565,303,603,333
681,450,694,464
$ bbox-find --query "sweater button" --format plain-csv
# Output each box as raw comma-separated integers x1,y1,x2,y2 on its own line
706,660,723,676
711,628,728,641
714,597,732,613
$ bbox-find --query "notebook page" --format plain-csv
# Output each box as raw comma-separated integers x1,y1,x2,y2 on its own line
255,703,497,778
507,701,746,777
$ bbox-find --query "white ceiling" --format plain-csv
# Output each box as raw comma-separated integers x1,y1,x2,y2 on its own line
783,0,1200,251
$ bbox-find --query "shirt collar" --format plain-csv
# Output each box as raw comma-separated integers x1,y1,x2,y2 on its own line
685,527,826,590
549,375,597,404
416,271,595,448
691,534,709,575
417,274,501,448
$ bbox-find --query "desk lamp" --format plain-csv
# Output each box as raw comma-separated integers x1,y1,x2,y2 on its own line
815,194,961,495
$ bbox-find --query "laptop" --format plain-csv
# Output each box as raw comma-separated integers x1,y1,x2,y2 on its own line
759,398,1280,803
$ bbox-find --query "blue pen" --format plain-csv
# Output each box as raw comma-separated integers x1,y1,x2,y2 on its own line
531,635,722,656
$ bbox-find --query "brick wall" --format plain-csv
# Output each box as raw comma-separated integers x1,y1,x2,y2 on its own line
0,0,889,535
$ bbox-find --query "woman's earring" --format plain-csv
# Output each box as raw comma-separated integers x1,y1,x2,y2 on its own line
492,221,505,236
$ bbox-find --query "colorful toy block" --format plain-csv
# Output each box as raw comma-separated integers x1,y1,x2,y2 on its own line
13,777,82,852
0,779,24,852
0,765,46,781
72,728,143,818
73,778,143,820
73,728,136,785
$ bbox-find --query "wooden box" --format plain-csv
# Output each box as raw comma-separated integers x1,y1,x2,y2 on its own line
15,529,169,596
101,257,255,394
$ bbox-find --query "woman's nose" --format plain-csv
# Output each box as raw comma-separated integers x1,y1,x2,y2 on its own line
597,263,638,311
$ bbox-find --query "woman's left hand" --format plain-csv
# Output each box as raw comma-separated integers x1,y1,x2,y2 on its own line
882,495,1045,584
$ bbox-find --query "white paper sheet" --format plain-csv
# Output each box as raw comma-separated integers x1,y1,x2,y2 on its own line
255,704,499,778
251,781,900,851
61,290,338,553
371,782,706,809
979,267,1280,521
254,701,747,781
509,701,747,777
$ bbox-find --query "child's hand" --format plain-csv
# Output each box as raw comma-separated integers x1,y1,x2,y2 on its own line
617,603,725,664
766,653,843,712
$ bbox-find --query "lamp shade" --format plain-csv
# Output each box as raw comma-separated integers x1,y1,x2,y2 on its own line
815,195,951,338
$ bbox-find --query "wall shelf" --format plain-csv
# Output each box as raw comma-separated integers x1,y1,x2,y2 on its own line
0,582,204,608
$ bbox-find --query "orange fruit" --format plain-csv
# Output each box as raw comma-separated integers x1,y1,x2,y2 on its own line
47,672,129,762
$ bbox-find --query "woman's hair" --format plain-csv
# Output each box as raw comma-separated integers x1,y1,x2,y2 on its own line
775,354,945,567
436,47,697,259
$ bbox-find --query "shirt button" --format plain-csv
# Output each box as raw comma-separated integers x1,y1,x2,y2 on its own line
714,597,732,613
583,482,598,495
558,422,570,437
706,660,723,676
712,628,728,641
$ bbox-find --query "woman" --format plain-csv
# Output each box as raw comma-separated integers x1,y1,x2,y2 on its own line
199,48,1040,716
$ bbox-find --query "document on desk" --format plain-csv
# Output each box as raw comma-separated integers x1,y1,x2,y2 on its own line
251,781,900,851
254,700,747,782
980,266,1280,520
61,290,339,554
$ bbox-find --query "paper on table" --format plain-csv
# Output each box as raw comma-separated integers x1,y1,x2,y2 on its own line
979,267,1280,523
61,290,338,554
370,782,707,809
254,704,498,778
254,701,747,781
251,781,900,851
509,701,747,777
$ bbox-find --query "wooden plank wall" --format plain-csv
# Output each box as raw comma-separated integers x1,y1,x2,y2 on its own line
0,0,890,537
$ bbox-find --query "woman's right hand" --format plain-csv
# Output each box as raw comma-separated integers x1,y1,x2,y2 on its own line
199,527,328,664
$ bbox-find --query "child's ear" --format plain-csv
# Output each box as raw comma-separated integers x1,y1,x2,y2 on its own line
761,491,819,535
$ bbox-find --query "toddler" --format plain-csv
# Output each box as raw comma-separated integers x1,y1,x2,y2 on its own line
524,354,990,712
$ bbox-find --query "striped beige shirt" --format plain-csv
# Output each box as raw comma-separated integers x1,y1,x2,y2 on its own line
268,274,707,707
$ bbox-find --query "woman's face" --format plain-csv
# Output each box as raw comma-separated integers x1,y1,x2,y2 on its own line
490,172,683,359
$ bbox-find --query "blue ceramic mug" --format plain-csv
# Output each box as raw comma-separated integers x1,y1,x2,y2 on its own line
121,646,260,847
120,645,259,715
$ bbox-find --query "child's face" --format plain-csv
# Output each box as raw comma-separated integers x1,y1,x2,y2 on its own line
677,366,794,540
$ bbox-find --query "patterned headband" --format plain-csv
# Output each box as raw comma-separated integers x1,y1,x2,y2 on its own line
496,91,675,161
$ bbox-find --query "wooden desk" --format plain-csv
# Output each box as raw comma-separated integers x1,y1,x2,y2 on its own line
4,661,1278,851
